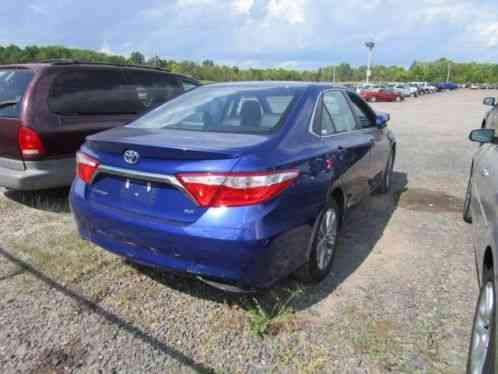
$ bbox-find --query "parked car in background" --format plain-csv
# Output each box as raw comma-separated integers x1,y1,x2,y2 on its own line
436,82,459,91
391,84,417,98
70,82,397,292
0,61,199,191
463,96,498,374
361,88,403,102
470,83,480,90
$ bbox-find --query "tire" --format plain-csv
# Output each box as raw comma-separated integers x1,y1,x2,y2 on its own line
395,96,401,102
378,151,395,194
371,96,377,102
463,177,473,223
467,267,496,374
294,199,340,283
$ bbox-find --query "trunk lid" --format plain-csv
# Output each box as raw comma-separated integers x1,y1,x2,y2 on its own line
84,127,271,223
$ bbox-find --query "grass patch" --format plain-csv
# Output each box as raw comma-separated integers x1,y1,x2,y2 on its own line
245,287,304,337
8,230,112,284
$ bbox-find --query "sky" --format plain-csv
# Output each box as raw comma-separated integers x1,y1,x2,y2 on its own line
1,0,498,69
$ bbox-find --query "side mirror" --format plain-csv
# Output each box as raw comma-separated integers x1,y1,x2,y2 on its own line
483,97,496,106
469,128,496,143
375,112,390,128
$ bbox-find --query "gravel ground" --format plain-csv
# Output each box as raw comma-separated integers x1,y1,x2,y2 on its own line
0,89,493,373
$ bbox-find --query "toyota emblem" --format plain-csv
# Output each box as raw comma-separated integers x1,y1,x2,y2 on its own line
123,150,140,165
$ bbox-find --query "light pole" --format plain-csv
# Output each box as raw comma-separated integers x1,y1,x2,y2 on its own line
333,65,336,83
446,61,451,83
365,40,375,83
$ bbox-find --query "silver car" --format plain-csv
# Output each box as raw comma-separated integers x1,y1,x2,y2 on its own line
463,96,498,373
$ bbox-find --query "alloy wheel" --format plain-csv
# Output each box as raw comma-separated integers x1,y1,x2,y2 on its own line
316,208,338,270
469,281,495,374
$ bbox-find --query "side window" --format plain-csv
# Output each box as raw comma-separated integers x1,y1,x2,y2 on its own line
312,100,335,136
180,79,198,92
347,92,375,128
48,69,143,116
126,71,182,110
322,91,357,133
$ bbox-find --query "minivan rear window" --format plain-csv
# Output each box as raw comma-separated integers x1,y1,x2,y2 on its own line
48,69,144,116
0,69,34,118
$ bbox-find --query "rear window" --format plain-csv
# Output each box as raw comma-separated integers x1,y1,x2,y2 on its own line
128,85,305,134
0,69,34,118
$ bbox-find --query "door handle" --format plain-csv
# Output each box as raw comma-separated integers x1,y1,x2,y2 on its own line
480,168,490,177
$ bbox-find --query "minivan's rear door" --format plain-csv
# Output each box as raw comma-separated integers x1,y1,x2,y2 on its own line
45,68,141,156
0,68,34,162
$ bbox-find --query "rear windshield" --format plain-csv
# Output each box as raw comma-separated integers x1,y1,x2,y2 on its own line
128,85,305,134
48,69,182,116
0,69,34,118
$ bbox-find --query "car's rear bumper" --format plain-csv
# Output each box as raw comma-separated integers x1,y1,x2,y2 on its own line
0,157,75,190
70,180,313,290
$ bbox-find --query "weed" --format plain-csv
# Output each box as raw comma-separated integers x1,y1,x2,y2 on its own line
245,287,304,337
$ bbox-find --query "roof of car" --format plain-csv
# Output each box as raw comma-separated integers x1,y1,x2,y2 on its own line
0,61,199,81
204,81,346,89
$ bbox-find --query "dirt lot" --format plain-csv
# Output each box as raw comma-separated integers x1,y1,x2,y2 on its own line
0,89,493,373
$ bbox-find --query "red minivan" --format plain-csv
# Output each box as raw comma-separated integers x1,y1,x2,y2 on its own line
0,62,199,190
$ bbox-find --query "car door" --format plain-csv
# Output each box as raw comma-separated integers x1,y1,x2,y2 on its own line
46,67,140,157
471,143,498,258
315,90,374,206
346,91,391,191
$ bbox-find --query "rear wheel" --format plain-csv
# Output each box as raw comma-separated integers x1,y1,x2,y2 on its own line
370,96,377,102
294,199,340,283
467,267,496,374
463,177,473,223
395,96,402,102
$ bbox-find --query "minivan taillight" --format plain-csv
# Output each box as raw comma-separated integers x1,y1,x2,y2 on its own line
76,152,100,184
177,170,299,207
18,127,46,159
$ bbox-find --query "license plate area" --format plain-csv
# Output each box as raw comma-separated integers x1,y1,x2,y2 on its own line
119,178,159,208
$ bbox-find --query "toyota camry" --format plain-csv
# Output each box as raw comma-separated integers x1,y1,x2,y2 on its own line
70,82,396,292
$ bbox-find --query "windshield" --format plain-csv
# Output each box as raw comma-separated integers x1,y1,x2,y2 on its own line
128,85,306,134
0,69,34,118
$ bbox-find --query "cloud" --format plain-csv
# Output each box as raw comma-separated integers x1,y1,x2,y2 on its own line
1,0,498,68
231,0,255,15
267,0,305,24
28,3,48,15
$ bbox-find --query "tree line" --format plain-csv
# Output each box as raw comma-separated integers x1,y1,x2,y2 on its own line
1,44,497,83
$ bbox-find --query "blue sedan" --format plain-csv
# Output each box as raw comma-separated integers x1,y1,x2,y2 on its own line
70,82,396,292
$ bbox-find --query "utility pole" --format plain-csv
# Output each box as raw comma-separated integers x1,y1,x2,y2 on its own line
446,61,451,83
333,65,336,84
365,40,375,83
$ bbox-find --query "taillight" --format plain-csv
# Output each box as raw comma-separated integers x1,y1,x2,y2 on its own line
18,127,46,159
76,152,100,184
177,170,299,207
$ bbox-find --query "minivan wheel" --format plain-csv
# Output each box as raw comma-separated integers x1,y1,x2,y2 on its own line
467,268,496,374
463,177,473,223
294,200,339,283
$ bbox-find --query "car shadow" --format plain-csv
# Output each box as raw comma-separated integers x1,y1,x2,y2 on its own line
3,188,70,213
135,171,409,313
